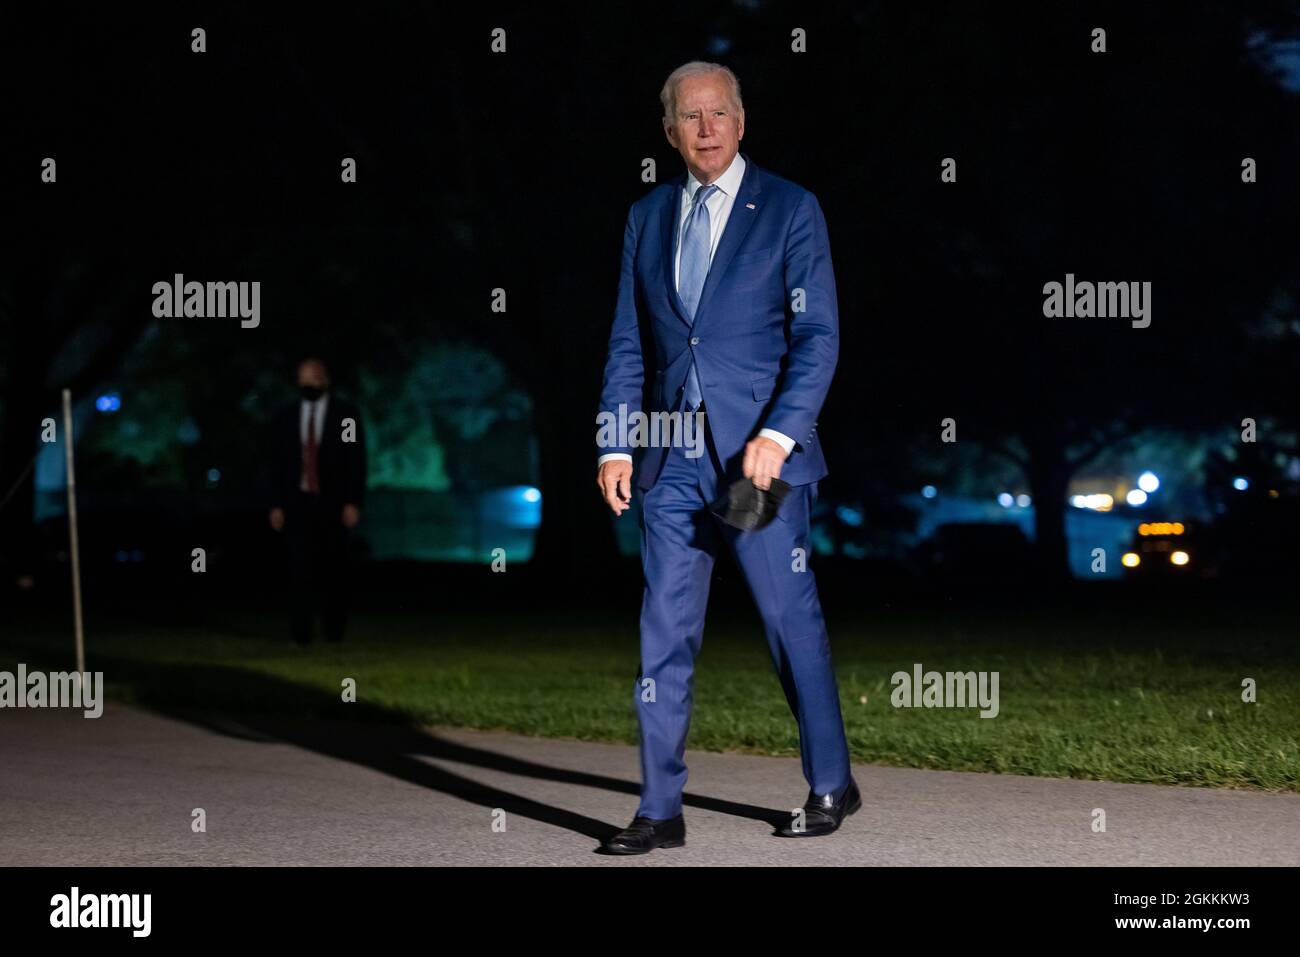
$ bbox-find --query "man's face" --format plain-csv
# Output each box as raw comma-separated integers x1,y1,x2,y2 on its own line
663,72,744,185
297,361,329,391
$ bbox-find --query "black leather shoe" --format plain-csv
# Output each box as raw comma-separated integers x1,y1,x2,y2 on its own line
776,777,861,837
598,815,686,855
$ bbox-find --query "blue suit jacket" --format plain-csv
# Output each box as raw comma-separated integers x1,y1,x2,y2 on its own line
598,153,839,491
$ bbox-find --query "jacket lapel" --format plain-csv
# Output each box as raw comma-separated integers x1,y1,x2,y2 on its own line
659,154,765,330
691,154,762,331
660,171,692,328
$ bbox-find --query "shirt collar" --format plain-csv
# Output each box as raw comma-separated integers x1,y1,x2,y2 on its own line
686,152,745,203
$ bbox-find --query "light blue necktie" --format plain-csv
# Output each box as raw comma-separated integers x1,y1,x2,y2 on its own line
679,183,718,411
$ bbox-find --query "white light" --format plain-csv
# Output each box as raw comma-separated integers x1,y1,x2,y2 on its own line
1016,494,1031,508
1138,471,1160,493
1232,477,1249,491
522,487,542,503
1072,493,1116,511
1126,489,1148,506
997,493,1014,508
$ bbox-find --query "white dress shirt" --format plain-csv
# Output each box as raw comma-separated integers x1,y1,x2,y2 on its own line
299,395,329,492
598,152,795,468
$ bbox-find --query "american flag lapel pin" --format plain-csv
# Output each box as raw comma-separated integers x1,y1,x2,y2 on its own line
745,202,756,209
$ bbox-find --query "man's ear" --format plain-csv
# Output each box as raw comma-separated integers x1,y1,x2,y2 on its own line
663,118,677,148
737,110,745,141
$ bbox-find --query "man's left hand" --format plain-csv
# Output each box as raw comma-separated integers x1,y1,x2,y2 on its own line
342,504,361,528
742,436,787,491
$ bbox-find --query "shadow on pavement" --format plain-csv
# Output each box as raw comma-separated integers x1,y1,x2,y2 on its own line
80,652,790,843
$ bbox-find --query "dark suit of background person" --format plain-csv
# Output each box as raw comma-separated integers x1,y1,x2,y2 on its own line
269,382,367,645
595,63,859,854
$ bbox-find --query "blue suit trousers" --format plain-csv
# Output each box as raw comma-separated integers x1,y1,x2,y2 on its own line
633,414,851,819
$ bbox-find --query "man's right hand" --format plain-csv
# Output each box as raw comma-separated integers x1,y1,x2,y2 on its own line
597,460,634,516
269,507,285,532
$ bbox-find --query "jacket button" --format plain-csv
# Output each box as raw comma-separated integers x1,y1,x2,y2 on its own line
689,337,699,345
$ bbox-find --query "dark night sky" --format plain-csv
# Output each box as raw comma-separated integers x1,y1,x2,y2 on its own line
5,1,1300,577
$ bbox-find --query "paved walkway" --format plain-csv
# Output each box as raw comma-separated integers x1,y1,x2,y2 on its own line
1,704,1296,866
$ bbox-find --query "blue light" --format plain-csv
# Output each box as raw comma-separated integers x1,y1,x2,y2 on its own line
206,468,221,483
997,492,1014,508
1233,477,1249,491
921,485,937,499
487,486,542,531
95,393,121,413
835,505,864,527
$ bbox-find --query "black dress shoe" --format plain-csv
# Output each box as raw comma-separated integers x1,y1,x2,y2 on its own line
598,815,686,855
776,777,861,837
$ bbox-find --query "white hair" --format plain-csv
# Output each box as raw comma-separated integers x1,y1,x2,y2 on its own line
660,61,743,120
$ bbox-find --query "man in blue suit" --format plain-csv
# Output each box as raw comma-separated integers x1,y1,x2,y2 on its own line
595,61,859,854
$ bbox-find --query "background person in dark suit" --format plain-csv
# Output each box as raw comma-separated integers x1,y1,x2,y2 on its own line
269,357,367,645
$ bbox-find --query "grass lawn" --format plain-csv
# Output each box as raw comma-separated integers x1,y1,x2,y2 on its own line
4,600,1298,792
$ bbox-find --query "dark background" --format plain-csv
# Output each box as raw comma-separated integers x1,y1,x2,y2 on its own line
5,0,1300,627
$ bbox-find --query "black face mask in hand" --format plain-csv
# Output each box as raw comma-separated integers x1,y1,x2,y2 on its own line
299,386,326,401
710,476,792,531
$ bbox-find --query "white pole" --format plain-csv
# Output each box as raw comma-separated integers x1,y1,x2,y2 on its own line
62,389,85,673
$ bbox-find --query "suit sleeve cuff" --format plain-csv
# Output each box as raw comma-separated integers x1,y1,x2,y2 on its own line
597,453,633,467
758,428,796,458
